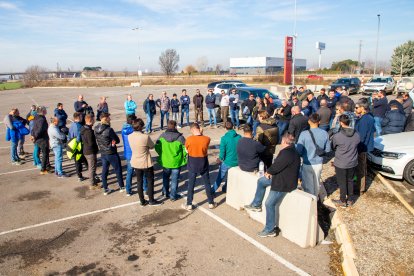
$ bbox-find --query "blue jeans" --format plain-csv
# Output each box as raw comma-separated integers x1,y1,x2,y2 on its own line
53,146,63,175
213,163,231,193
251,177,271,207
230,109,239,127
263,190,287,233
277,121,289,143
374,116,383,136
252,120,260,137
162,168,181,199
246,115,253,126
207,108,217,126
101,154,124,191
186,170,214,205
160,110,169,129
10,141,19,162
145,113,154,132
181,106,190,126
33,143,41,166
126,159,134,194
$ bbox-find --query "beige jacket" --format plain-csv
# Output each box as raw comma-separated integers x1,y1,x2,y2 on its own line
128,131,154,169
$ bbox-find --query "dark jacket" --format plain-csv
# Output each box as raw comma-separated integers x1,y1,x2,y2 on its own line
236,137,266,172
94,123,120,155
308,98,320,114
244,99,257,113
255,118,278,167
316,106,332,127
332,127,360,169
54,108,68,127
373,97,388,118
288,113,309,142
355,113,375,153
317,94,328,102
193,94,204,109
405,113,414,132
265,104,275,117
74,100,87,113
327,96,337,116
381,109,406,135
170,99,180,113
403,97,413,117
180,95,191,109
31,115,49,141
276,104,291,123
388,100,405,115
267,145,301,193
144,99,156,115
80,124,99,155
205,93,216,109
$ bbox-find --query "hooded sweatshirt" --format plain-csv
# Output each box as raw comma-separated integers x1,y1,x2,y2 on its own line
219,129,241,167
121,123,134,160
155,129,187,169
332,127,360,169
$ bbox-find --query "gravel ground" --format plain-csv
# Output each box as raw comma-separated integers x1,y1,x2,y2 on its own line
322,161,414,275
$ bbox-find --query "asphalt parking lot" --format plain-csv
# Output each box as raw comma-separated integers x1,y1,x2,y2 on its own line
0,86,334,275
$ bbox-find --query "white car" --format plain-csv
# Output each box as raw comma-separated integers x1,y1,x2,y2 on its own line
362,75,395,95
368,132,414,185
395,77,414,94
212,82,249,95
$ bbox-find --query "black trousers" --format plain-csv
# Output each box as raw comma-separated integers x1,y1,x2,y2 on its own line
135,167,155,203
74,155,87,178
36,139,50,171
335,166,356,202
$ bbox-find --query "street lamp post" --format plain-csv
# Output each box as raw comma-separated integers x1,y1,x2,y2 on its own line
132,27,142,85
374,14,380,75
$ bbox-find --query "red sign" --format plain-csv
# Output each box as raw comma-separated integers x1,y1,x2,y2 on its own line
284,36,293,84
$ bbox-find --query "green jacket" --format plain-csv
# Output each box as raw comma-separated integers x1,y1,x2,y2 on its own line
219,129,241,167
155,130,187,169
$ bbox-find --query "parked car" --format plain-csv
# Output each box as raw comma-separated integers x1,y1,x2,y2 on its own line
362,75,395,95
395,77,414,94
207,80,244,89
368,132,414,185
307,74,323,81
329,77,361,94
212,82,249,95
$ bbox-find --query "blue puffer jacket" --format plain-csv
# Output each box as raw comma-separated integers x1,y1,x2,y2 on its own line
6,120,30,143
121,123,134,160
381,109,406,135
205,93,216,109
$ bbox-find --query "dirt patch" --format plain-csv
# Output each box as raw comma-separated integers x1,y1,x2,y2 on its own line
328,230,343,276
139,208,191,227
74,186,98,200
17,191,51,201
65,262,97,275
173,250,188,270
147,236,156,244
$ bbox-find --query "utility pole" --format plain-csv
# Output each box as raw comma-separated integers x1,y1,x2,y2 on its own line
357,40,362,67
132,27,143,85
374,14,380,75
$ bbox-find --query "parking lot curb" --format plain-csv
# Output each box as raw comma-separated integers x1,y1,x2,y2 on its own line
324,199,359,276
374,172,414,216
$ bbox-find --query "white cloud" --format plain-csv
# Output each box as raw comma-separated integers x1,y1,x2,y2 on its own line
0,1,18,10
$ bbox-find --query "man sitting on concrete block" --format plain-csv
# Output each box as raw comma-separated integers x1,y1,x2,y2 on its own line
245,133,301,238
236,124,266,173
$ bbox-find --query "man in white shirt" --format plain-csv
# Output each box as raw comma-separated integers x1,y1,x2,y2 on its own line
220,90,230,125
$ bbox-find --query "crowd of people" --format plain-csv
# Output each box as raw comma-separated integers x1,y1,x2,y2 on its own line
3,86,414,237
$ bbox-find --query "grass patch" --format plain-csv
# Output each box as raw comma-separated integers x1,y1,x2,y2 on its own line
0,82,23,90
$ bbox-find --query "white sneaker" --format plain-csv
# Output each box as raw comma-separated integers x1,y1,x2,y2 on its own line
208,202,217,209
181,203,193,211
177,125,182,129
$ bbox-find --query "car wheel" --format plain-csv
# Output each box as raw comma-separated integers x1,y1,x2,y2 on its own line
403,160,414,186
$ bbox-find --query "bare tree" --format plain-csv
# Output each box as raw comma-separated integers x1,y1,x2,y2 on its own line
196,56,208,72
184,65,197,77
23,65,48,88
215,64,222,75
159,49,180,77
123,68,128,77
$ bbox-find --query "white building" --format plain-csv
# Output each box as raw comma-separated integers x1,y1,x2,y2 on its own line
229,57,306,75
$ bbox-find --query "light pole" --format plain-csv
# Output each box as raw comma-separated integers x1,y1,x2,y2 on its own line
374,14,380,75
132,27,142,84
292,0,297,87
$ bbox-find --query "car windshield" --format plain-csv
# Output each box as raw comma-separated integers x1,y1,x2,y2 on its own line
369,78,388,83
234,83,248,87
334,79,350,84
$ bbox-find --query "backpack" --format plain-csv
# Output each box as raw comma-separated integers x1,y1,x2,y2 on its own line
308,130,326,157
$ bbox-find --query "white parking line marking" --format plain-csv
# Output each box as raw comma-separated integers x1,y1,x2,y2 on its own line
0,167,38,175
0,202,139,236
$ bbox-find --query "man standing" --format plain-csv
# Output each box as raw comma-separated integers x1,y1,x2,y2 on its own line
193,89,204,126
48,117,68,178
229,88,240,129
144,94,156,134
243,93,256,126
220,89,230,126
288,106,309,143
354,99,375,194
296,114,331,199
213,121,241,195
74,94,89,124
155,120,187,201
317,88,328,102
122,114,136,196
124,94,137,120
81,114,100,189
170,93,180,124
255,111,278,168
372,90,388,136
54,103,68,131
331,115,361,208
205,89,217,128
402,92,413,117
317,99,332,131
182,123,217,211
96,96,109,121
247,134,301,238
381,103,406,135
237,124,266,172
95,113,125,195
306,92,320,115
180,89,191,127
32,106,50,175
156,91,171,130
68,112,86,182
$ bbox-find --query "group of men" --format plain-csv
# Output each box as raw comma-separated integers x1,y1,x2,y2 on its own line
4,85,414,238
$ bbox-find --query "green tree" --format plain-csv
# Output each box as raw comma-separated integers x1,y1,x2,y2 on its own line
391,40,414,76
330,59,359,73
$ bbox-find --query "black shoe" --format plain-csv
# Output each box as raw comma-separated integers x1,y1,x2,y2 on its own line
148,200,163,206
332,199,347,208
140,200,149,207
244,204,262,212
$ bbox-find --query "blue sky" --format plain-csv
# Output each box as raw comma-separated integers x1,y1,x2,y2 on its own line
0,0,413,72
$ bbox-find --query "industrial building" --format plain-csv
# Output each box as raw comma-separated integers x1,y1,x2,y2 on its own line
229,57,307,75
